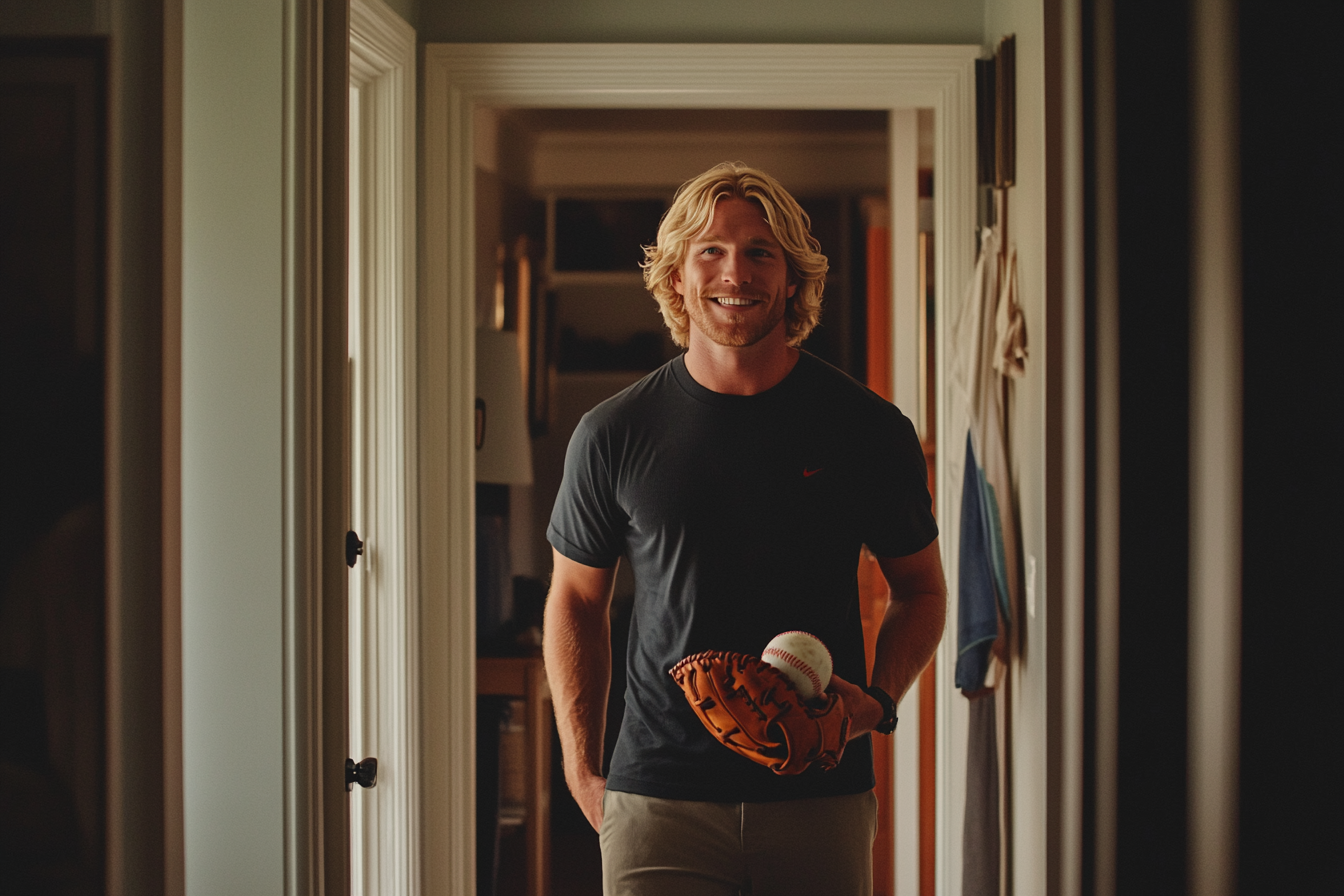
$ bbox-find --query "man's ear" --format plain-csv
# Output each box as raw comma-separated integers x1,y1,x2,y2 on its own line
672,268,685,296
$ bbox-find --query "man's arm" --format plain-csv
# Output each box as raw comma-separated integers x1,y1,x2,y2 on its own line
830,538,948,738
542,548,618,831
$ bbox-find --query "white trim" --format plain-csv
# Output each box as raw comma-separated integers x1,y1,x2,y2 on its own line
421,43,979,896
888,107,922,896
419,45,478,896
893,673,921,896
349,2,419,894
889,109,922,430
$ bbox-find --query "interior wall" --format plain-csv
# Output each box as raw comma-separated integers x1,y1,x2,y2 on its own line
978,2,1051,895
2,2,172,892
0,0,106,33
1236,7,1339,890
417,0,984,44
379,0,417,30
180,0,287,891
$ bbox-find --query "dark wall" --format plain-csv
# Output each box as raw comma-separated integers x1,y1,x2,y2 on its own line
1085,1,1342,892
0,37,108,895
1237,4,1339,893
1108,3,1192,891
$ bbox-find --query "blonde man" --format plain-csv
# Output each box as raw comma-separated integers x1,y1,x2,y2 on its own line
544,163,947,896
641,162,828,350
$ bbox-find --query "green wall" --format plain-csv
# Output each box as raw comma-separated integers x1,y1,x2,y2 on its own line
0,0,987,52
0,0,102,33
416,0,983,44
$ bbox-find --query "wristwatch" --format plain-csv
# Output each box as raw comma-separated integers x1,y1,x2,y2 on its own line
864,685,898,735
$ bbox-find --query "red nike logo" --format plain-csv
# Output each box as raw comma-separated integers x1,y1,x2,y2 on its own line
803,467,824,478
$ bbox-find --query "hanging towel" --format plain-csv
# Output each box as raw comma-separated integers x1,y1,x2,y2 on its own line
956,434,1005,690
993,244,1028,380
962,692,1001,896
950,225,1020,686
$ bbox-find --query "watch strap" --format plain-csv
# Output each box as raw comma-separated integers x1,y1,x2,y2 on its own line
865,684,898,735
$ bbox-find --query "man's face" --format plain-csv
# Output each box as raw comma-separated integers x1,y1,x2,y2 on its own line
673,196,798,349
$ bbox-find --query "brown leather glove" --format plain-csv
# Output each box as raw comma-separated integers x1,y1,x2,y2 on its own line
669,649,850,775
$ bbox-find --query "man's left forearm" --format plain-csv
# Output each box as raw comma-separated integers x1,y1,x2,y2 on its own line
829,540,947,739
872,540,948,703
871,588,946,703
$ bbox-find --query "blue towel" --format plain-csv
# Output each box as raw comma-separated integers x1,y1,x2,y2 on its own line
956,433,1004,691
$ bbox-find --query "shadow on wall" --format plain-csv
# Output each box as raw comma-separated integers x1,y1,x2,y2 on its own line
2,37,109,895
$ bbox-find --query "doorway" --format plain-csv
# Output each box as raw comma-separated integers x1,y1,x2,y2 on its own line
421,42,979,896
475,107,898,894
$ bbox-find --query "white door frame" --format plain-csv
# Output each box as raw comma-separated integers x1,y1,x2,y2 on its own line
420,43,979,896
348,1,419,894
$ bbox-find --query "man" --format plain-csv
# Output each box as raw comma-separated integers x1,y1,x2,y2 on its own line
543,162,947,896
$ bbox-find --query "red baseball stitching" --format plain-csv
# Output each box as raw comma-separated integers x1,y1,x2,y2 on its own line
764,647,823,696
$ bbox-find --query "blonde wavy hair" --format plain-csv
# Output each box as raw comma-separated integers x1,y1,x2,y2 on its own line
641,162,828,348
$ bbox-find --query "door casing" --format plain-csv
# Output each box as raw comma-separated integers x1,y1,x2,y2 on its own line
348,1,419,893
419,42,979,896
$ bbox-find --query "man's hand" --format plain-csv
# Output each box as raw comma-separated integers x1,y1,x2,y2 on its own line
827,673,884,740
566,766,607,832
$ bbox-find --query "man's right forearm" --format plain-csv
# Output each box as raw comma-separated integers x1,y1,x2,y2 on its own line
543,549,617,830
546,589,611,780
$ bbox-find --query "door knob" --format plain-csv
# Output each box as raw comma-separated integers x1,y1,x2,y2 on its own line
345,757,377,791
346,530,364,567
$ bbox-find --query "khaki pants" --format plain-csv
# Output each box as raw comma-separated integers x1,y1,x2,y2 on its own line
599,790,878,896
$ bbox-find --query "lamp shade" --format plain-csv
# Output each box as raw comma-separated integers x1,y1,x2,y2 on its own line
475,328,534,485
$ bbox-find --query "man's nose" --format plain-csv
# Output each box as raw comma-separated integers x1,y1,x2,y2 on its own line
721,249,750,285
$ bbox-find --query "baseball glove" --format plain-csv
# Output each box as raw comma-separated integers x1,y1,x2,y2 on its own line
669,649,850,775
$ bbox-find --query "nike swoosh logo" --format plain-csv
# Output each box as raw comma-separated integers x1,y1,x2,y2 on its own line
803,467,824,478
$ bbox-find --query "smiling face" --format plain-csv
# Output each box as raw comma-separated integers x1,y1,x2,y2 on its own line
672,196,798,350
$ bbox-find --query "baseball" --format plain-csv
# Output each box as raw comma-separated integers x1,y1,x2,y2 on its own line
762,631,833,701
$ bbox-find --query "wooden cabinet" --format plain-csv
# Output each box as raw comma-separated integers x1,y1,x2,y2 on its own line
478,656,552,896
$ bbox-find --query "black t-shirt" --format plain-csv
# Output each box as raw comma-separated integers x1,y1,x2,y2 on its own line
548,351,937,802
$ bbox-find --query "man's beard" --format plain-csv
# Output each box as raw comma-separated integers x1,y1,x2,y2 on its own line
684,292,788,348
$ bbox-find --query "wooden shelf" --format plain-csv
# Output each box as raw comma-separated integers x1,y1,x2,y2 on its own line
478,656,553,896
